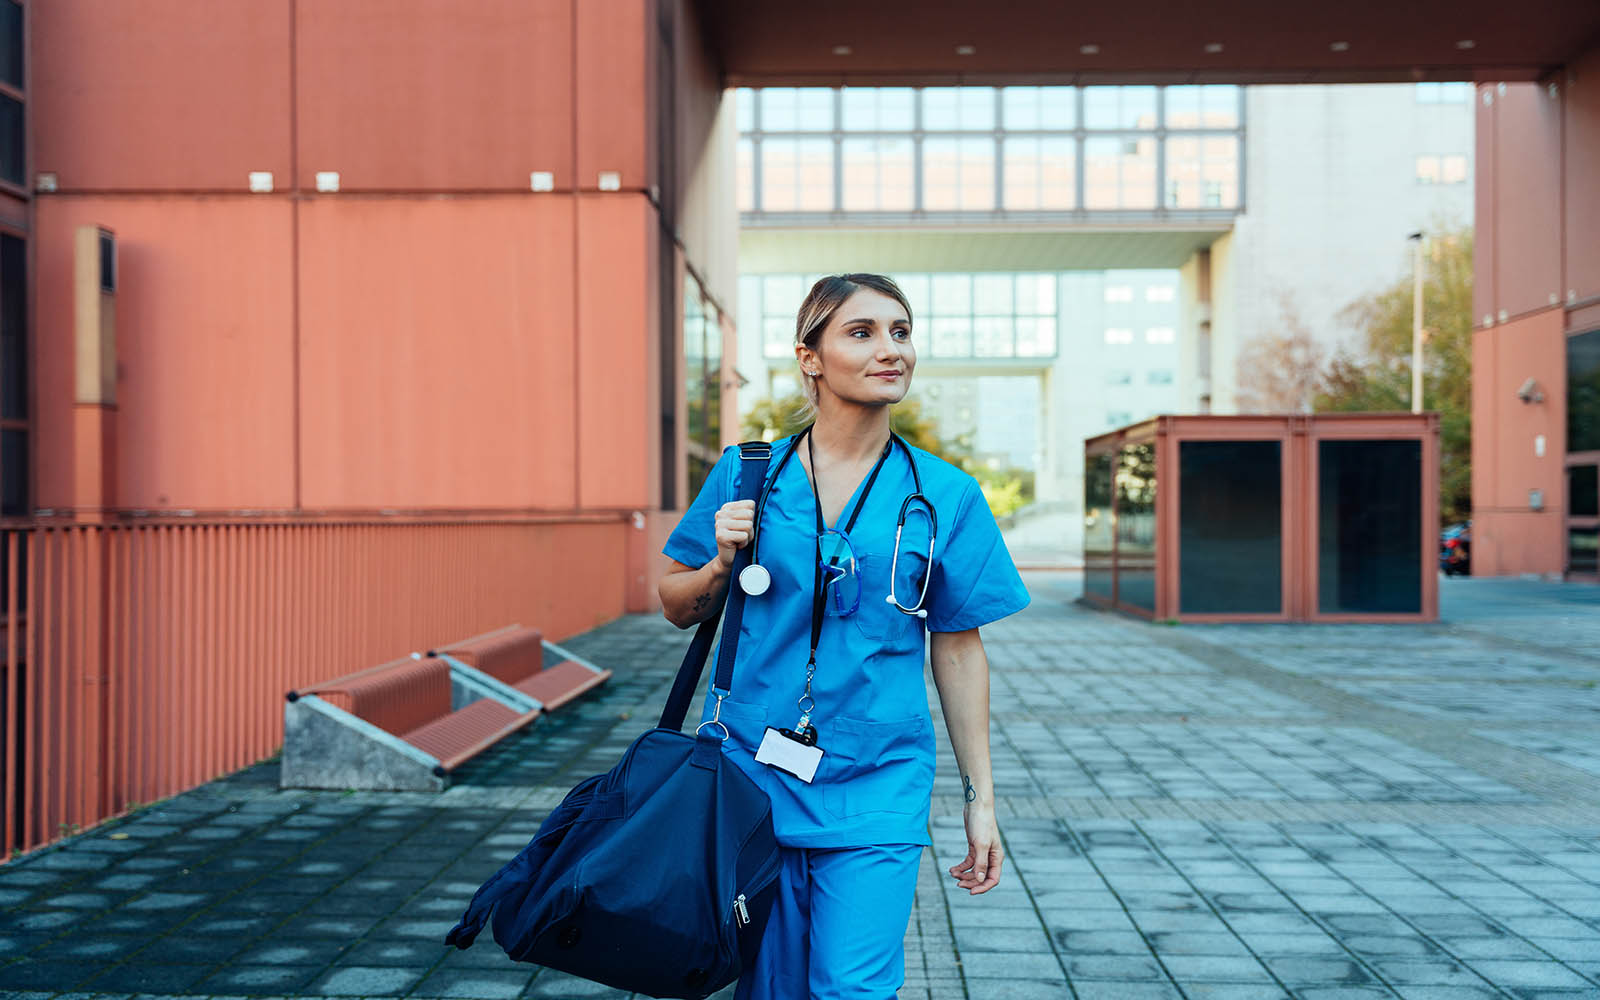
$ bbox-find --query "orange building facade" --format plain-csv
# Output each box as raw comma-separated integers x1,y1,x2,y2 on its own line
1472,52,1600,580
4,0,737,855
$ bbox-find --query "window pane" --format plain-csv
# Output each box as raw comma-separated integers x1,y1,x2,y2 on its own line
1015,274,1055,315
1001,86,1074,130
736,88,755,132
840,87,914,131
1016,317,1056,356
929,316,972,356
931,274,971,315
760,88,834,131
762,317,792,359
973,274,1011,314
841,137,914,211
1166,136,1237,208
736,138,755,211
1416,155,1441,184
0,2,19,90
1084,452,1115,601
1,234,21,421
1,427,23,516
0,94,19,186
1179,441,1282,613
1084,136,1156,209
920,87,996,131
761,138,834,211
1570,465,1599,517
1570,328,1600,453
1165,85,1238,128
1318,440,1422,613
922,137,995,210
1002,137,1074,210
1442,154,1467,184
1084,86,1157,129
1115,442,1157,612
974,316,1013,357
1571,527,1599,575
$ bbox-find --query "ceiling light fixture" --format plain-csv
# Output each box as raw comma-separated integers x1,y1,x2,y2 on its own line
955,44,976,56
832,45,852,56
1080,43,1100,55
1204,42,1224,54
1455,39,1476,50
1330,41,1350,52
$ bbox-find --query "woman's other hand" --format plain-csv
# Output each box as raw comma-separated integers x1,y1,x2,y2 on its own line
949,803,1003,895
714,499,756,569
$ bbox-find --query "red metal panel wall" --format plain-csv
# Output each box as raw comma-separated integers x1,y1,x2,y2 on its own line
1564,47,1600,309
295,197,579,510
31,0,292,192
1488,83,1564,323
3,517,630,858
294,0,576,192
1469,309,1568,576
576,0,650,192
576,195,655,509
33,199,298,512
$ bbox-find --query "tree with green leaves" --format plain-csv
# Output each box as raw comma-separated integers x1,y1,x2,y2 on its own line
1315,224,1474,524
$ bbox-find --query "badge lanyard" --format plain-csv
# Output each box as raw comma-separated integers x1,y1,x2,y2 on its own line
792,425,894,739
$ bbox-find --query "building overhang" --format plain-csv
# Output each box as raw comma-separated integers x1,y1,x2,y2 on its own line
696,0,1598,86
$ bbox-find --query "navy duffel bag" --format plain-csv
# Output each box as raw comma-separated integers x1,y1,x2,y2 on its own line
445,442,780,999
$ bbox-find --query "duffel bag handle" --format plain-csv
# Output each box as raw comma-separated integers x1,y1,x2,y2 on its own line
657,441,772,732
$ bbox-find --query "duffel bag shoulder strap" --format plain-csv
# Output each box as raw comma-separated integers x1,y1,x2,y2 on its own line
657,440,771,732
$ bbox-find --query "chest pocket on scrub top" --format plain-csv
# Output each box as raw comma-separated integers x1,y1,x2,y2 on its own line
842,552,916,643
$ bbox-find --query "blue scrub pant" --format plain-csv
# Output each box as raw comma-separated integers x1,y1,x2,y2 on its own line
735,843,924,1000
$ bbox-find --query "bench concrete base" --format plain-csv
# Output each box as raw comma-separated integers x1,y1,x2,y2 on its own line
282,694,448,792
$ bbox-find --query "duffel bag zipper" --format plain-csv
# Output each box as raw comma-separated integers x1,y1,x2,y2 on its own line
733,893,750,927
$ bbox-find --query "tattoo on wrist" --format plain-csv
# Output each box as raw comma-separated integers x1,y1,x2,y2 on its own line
963,774,977,803
692,592,711,612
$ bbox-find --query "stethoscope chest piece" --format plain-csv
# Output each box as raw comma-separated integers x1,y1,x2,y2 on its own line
739,563,772,596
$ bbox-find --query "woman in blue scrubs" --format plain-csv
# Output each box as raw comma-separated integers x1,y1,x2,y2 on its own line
658,274,1030,999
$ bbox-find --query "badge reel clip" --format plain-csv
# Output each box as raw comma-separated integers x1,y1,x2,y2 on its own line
755,694,823,783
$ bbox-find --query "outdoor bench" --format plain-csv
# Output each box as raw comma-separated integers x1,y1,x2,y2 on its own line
280,623,611,792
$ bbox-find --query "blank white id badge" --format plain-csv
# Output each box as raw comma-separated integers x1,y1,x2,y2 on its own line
754,727,824,783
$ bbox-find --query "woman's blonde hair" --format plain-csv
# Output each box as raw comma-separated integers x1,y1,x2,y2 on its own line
794,273,914,412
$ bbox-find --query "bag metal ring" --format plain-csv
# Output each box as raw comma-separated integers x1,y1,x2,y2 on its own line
695,719,730,741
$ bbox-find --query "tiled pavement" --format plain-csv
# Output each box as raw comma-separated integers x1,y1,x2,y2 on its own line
3,574,1599,999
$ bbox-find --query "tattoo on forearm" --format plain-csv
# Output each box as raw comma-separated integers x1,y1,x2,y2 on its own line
692,591,711,613
963,774,976,803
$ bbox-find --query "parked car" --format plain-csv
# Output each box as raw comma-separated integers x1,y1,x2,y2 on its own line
1440,521,1471,576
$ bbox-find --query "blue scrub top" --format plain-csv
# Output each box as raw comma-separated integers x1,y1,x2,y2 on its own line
662,433,1030,848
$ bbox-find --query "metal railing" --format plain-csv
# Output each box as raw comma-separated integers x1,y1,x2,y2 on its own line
2,517,619,858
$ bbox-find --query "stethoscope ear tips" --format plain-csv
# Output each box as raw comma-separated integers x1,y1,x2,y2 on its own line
884,593,930,618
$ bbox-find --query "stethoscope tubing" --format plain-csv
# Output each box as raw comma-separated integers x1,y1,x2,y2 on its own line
740,428,933,614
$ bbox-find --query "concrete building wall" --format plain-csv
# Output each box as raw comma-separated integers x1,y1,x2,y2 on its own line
1219,84,1473,412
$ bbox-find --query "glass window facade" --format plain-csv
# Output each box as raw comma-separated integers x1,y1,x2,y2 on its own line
743,272,1058,361
1568,329,1600,453
1083,452,1115,602
684,276,723,499
1179,441,1282,614
737,84,1242,217
1114,442,1157,612
0,2,19,91
1317,440,1422,614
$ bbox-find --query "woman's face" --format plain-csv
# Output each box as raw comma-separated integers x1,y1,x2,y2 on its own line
801,288,916,409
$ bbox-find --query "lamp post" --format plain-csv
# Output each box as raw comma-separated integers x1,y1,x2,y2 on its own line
1408,231,1424,414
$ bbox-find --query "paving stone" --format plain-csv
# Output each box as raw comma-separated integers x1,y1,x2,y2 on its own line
1066,982,1184,1000
310,965,426,997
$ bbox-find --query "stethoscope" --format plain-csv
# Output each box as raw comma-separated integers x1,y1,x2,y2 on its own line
737,428,939,617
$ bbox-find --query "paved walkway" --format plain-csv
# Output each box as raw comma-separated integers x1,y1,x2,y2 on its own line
2,574,1599,1000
